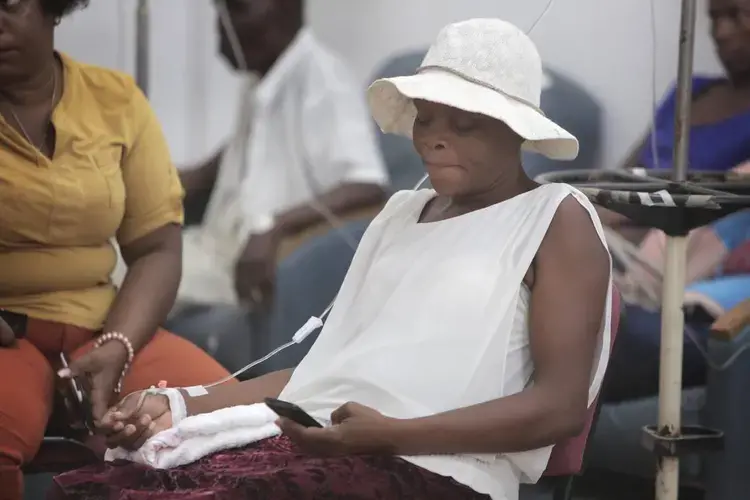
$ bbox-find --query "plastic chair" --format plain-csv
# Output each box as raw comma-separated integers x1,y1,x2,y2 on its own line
541,290,622,500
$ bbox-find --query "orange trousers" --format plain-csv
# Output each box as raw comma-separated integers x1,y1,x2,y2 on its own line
0,317,235,500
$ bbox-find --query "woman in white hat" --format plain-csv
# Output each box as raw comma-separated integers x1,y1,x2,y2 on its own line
52,18,612,500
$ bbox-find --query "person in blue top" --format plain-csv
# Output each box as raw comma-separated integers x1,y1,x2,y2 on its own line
602,0,750,402
618,0,750,174
638,74,750,173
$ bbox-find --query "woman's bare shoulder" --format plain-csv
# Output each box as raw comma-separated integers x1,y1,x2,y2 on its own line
541,195,609,270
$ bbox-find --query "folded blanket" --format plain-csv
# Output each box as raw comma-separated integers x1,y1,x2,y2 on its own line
104,403,281,469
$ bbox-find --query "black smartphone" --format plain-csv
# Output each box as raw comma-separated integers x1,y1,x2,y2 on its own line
264,397,322,428
59,353,95,434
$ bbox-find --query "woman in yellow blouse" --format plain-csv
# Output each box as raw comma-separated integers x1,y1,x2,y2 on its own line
0,1,233,497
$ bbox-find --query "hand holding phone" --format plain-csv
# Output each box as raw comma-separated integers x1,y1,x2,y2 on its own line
59,353,96,434
0,316,15,347
264,397,322,428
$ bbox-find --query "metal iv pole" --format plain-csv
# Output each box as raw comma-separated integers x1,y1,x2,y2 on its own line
655,1,696,499
135,0,150,97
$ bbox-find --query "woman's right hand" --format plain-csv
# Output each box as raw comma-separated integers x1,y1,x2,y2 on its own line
98,391,173,451
0,317,15,348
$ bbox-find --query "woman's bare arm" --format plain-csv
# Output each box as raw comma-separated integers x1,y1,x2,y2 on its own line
181,369,294,417
386,197,610,455
107,224,182,351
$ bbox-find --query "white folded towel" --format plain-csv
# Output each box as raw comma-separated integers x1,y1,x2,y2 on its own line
104,403,281,469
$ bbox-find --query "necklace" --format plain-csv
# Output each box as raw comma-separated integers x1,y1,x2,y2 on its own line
5,67,57,156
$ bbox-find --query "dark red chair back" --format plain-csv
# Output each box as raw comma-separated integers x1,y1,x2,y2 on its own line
543,289,621,477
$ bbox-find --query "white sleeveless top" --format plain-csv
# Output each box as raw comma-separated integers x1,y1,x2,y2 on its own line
280,183,612,500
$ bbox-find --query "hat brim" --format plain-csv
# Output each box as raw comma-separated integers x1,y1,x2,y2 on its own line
367,70,579,161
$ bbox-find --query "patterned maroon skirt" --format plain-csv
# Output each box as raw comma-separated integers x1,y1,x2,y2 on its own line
49,436,490,500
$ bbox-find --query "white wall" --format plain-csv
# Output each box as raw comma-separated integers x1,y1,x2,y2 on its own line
56,0,723,169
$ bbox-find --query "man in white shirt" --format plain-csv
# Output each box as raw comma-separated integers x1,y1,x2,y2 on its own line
169,0,389,371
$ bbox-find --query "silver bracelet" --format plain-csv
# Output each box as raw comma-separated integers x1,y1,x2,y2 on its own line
94,331,135,393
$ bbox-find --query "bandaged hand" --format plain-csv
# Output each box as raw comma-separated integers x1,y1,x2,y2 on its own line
99,390,173,451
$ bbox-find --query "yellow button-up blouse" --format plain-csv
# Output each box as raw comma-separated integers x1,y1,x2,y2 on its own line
0,53,184,330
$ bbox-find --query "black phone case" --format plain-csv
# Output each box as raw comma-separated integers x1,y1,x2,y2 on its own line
58,353,95,434
69,377,96,433
264,398,322,428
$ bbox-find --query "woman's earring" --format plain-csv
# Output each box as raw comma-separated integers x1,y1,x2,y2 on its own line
55,17,61,26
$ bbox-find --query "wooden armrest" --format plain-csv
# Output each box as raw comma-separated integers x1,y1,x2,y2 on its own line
710,298,750,341
276,203,384,261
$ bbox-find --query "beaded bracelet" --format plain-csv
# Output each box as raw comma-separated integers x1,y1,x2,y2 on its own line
94,332,135,393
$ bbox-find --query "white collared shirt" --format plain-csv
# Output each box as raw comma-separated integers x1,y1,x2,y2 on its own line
179,28,389,306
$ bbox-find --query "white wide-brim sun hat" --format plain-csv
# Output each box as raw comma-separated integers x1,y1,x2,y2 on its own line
367,18,579,161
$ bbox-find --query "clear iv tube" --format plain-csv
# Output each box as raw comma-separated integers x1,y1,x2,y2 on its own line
204,301,335,386
207,340,297,387
201,176,429,387
216,0,248,72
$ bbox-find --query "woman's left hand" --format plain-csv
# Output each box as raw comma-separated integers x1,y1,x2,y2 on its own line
277,402,399,456
59,342,129,422
99,391,173,450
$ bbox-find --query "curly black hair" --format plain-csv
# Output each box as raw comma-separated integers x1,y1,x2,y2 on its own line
41,0,89,18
